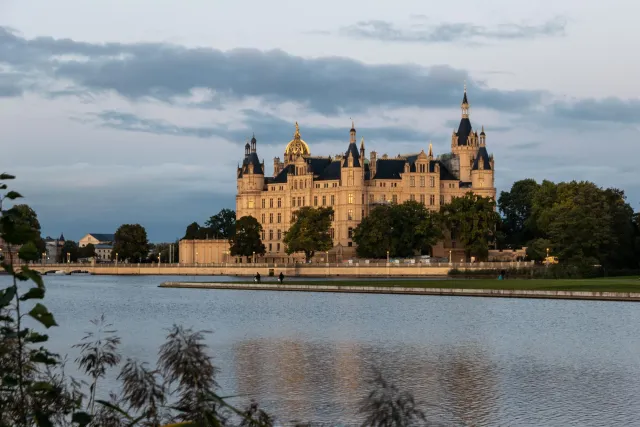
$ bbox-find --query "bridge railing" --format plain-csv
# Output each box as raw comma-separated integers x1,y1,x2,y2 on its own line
24,261,535,269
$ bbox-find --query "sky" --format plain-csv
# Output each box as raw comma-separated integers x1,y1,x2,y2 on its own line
1,0,639,242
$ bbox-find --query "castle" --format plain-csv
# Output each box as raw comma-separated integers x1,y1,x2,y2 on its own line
235,87,496,263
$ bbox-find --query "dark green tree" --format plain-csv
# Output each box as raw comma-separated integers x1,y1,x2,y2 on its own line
353,201,442,258
205,208,236,239
17,241,39,262
353,205,393,259
183,222,202,240
498,179,540,247
59,240,79,262
112,224,150,262
441,192,500,261
283,207,333,262
78,243,96,259
525,238,553,262
229,216,265,259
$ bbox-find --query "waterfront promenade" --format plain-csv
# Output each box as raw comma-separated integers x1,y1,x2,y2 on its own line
159,277,640,302
21,261,531,277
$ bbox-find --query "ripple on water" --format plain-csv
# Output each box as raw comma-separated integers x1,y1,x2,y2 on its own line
5,274,640,426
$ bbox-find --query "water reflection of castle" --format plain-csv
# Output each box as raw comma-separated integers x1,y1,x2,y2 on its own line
232,338,497,425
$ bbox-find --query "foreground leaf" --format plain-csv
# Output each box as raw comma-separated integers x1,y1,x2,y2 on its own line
20,287,45,301
22,266,45,288
29,303,58,328
0,286,16,307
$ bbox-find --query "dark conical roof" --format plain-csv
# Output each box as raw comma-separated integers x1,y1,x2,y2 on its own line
59,233,65,241
251,134,257,143
462,90,468,105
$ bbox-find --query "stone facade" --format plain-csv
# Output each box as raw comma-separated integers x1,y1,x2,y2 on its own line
236,87,496,262
180,239,232,264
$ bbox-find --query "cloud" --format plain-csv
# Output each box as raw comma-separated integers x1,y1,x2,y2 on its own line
334,16,567,45
551,97,640,124
81,109,433,145
0,26,545,115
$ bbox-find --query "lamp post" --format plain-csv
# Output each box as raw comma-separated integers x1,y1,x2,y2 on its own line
115,252,119,266
386,250,390,264
158,253,161,266
42,252,46,266
449,250,452,263
252,251,256,264
67,252,70,264
546,247,550,266
195,251,198,266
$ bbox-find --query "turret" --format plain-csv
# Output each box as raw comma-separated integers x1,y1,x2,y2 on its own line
251,133,257,153
244,140,250,157
370,151,377,178
427,142,433,160
480,125,486,146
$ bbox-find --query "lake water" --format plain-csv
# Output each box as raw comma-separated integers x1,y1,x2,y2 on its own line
3,274,640,426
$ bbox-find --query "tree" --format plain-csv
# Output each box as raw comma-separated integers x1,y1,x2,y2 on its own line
441,192,500,261
526,238,553,262
229,216,265,259
59,240,79,262
498,179,540,247
283,207,333,262
205,208,236,239
183,222,202,240
353,205,393,259
78,243,96,259
112,224,150,262
353,201,442,258
18,241,39,262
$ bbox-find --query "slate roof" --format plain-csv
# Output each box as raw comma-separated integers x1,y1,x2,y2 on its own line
433,160,458,181
342,143,361,167
316,160,342,181
373,159,405,179
89,233,115,242
238,152,264,177
272,165,294,183
95,244,113,249
456,117,472,146
306,157,332,175
472,146,492,170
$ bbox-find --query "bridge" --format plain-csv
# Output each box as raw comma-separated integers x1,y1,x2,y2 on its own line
20,261,534,277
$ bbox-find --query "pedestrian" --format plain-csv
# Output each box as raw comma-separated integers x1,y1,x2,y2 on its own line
255,272,261,283
278,272,284,283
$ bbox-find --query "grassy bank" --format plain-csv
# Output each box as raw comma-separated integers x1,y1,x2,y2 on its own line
225,276,640,293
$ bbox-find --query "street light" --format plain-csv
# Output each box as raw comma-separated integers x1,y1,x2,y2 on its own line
252,251,256,264
449,250,452,263
386,250,390,264
67,252,70,264
42,252,46,266
195,251,198,266
115,252,119,265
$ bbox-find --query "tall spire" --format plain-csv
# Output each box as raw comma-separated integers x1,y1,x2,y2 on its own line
360,136,365,149
293,121,301,139
461,81,469,118
427,142,433,158
349,119,356,143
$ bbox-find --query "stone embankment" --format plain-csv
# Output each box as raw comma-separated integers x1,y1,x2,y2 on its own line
159,282,640,302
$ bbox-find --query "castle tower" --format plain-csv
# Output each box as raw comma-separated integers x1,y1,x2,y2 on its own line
236,134,265,218
451,82,480,182
470,126,495,195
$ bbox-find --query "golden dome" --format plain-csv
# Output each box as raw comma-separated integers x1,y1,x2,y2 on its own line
284,122,310,156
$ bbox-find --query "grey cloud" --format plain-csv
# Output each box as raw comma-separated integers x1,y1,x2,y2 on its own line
336,16,567,44
0,26,544,115
552,97,640,124
83,109,433,145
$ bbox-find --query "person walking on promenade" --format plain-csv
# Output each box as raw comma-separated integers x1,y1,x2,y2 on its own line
255,272,261,283
278,272,284,283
